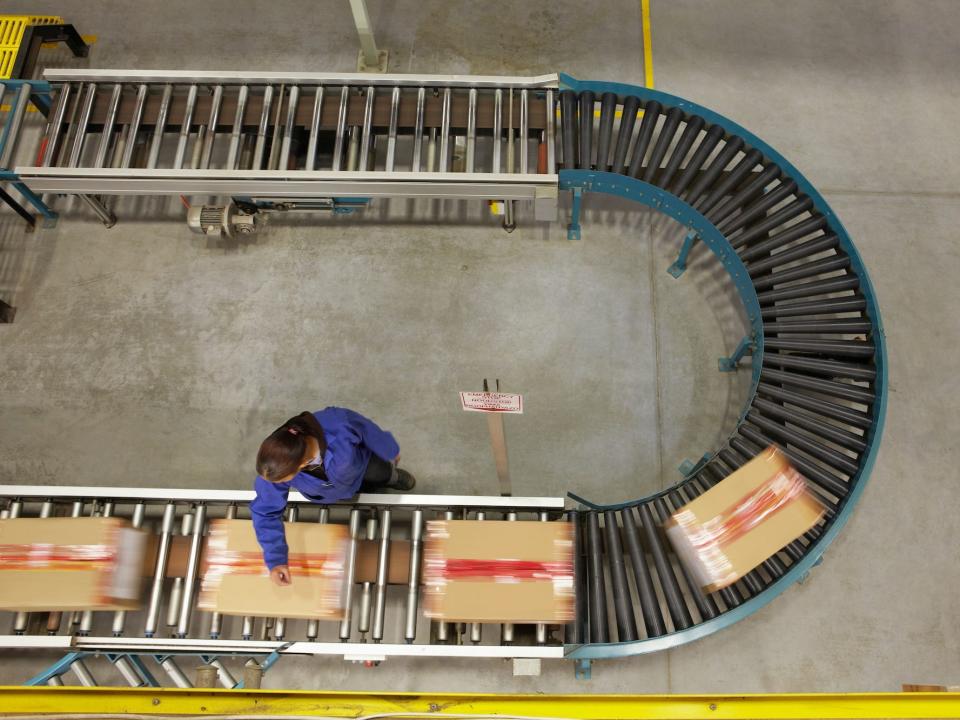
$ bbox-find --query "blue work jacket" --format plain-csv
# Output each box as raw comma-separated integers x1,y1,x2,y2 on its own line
250,407,400,569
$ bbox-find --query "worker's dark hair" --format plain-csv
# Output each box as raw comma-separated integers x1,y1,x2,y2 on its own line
256,411,327,482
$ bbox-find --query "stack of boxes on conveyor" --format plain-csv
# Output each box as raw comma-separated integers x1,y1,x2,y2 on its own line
0,446,822,627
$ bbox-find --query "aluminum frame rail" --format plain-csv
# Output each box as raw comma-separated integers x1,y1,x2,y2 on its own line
0,485,566,661
4,69,560,222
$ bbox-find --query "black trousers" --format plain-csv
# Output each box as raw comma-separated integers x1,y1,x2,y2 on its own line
359,454,397,492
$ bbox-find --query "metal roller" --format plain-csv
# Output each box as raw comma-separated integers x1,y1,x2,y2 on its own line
757,277,860,305
762,354,876,382
199,85,223,170
404,509,423,643
577,90,594,170
173,84,198,170
359,86,375,171
733,197,816,247
739,424,848,499
491,88,502,173
372,508,392,642
177,503,207,637
625,100,661,178
683,135,746,205
145,503,176,637
706,163,782,225
656,114,704,189
601,511,637,642
227,85,249,170
610,95,640,174
41,82,72,167
469,511,486,644
120,83,149,169
332,86,349,171
306,506,330,641
746,411,860,475
535,511,550,646
67,82,97,167
358,515,378,639
412,87,426,171
752,396,868,452
720,180,802,237
642,105,683,182
667,123,724,196
208,503,236,639
763,337,873,358
757,382,872,429
147,84,173,169
279,85,300,170
695,146,761,214
585,512,609,643
747,235,840,276
304,85,324,171
387,86,401,172
500,510,517,644
439,88,451,172
636,504,692,630
252,85,275,170
273,505,299,640
760,368,874,404
545,89,556,171
752,256,850,291
93,83,123,169
764,318,872,335
0,83,31,169
761,296,866,320
519,88,529,174
619,506,665,637
559,89,577,170
339,508,362,641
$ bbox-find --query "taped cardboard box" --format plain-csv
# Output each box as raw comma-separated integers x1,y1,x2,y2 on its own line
423,519,574,624
0,517,146,612
198,519,348,620
665,445,825,592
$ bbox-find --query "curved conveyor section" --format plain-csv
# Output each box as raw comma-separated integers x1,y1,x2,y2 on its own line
557,76,887,660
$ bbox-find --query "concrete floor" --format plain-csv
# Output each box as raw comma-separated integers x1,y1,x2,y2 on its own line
0,0,958,694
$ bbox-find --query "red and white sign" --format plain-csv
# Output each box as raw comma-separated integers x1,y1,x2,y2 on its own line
459,391,524,414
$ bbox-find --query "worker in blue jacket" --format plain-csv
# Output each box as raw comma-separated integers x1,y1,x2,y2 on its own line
251,408,415,586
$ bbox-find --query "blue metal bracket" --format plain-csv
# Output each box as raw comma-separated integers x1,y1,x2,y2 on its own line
567,186,583,240
125,654,160,687
667,231,698,278
678,453,712,478
233,648,284,689
0,170,59,227
24,651,87,686
574,658,592,681
718,334,755,372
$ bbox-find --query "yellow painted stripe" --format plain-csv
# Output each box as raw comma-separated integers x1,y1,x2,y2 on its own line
641,0,655,88
1,688,960,719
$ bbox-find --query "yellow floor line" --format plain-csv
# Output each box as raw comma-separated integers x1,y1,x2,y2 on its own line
642,0,655,88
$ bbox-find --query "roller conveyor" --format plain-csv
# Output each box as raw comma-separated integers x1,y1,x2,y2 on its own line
0,71,887,673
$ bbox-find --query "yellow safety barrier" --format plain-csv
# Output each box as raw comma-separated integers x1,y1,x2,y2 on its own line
0,15,64,79
1,687,959,719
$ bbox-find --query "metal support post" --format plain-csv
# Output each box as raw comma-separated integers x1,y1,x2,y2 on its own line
668,231,699,278
350,0,389,72
567,186,583,241
719,334,756,372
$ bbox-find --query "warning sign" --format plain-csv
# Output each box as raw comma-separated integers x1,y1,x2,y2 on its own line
459,391,523,414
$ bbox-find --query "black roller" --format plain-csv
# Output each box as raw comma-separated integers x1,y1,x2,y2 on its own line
602,511,638,642
668,124,725,196
763,337,874,358
752,256,851,291
739,424,849,498
642,106,683,183
610,95,640,174
657,115,704,188
578,90,595,170
732,197,815,247
760,297,866,319
717,180,798,236
684,136,746,207
696,147,762,215
747,235,840,277
626,100,662,178
762,354,876,382
620,506,666,637
636,504,693,630
746,411,861,475
763,319,873,335
757,382,872,429
585,511,609,643
739,216,829,261
567,510,588,644
559,89,578,170
595,92,617,171
758,276,860,304
751,396,868,453
707,164,782,225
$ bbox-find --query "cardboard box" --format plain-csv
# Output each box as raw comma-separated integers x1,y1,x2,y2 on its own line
198,519,348,620
423,520,574,624
665,445,825,591
0,517,146,612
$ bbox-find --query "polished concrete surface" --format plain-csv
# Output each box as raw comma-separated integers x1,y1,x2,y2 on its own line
0,0,957,693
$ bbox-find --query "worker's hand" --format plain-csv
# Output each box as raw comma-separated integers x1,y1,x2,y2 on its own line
270,565,292,586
